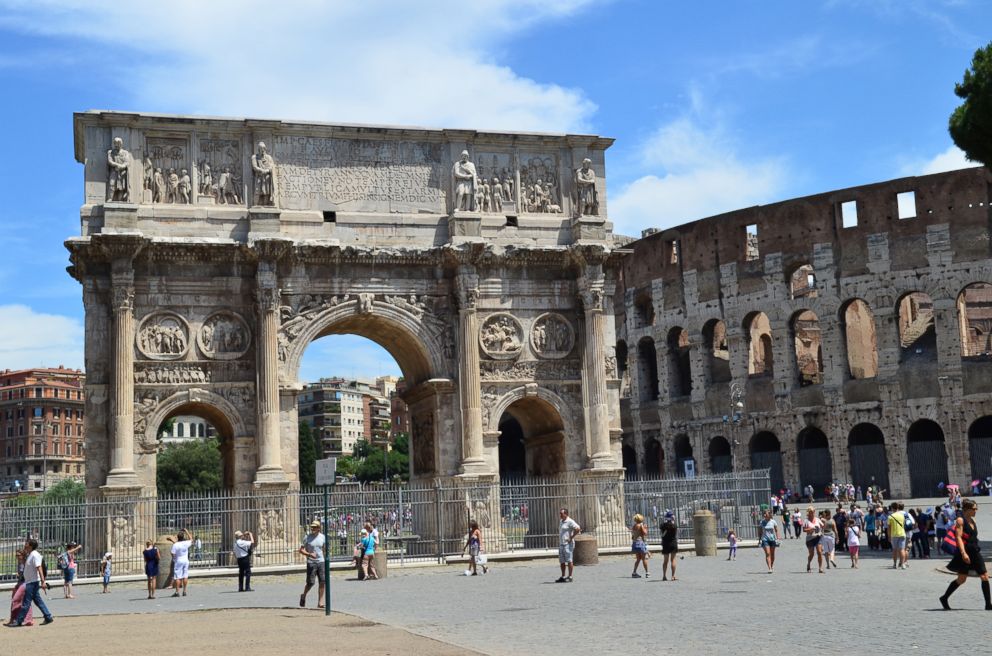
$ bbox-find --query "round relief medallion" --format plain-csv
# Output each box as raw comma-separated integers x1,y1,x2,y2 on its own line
197,310,252,360
135,312,191,361
530,313,575,359
479,313,524,360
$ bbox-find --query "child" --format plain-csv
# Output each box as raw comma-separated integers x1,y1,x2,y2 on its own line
101,552,112,593
727,530,738,560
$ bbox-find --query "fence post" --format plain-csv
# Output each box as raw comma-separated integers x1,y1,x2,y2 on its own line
434,478,443,564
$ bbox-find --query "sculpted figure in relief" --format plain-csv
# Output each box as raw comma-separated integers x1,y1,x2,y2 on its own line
201,314,249,356
198,162,213,196
576,158,598,216
106,137,132,202
167,168,180,203
153,168,166,203
142,156,153,196
531,314,574,357
491,178,503,212
480,315,523,357
138,316,188,358
178,169,192,204
452,150,477,212
251,141,276,206
217,167,242,205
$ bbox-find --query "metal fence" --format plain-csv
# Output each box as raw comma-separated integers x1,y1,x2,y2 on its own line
0,469,769,582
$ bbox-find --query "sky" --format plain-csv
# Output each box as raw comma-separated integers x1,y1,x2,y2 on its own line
0,0,986,382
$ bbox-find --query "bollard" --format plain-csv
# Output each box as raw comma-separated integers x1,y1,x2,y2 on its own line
155,536,175,590
372,550,388,579
692,510,717,556
573,534,599,565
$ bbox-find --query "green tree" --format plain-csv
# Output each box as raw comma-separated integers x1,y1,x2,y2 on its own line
42,478,85,503
352,439,374,458
298,421,318,487
393,431,409,455
156,438,223,495
354,445,409,483
950,43,992,167
336,455,357,478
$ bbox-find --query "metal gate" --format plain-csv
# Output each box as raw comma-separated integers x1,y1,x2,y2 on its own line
969,436,992,480
849,443,890,494
710,454,732,474
799,447,833,497
751,451,784,494
907,439,949,497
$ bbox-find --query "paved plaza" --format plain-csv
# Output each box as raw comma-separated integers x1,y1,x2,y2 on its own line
8,498,991,655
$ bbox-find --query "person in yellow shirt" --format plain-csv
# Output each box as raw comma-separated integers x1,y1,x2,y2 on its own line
887,502,907,570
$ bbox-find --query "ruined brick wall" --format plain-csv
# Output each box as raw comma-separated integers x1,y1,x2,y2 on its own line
616,166,992,497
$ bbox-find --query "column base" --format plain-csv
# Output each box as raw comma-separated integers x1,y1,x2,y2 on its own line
254,465,288,485
587,452,619,470
458,457,492,476
103,469,141,488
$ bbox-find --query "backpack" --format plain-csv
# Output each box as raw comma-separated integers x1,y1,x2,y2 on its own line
56,551,68,571
903,512,915,531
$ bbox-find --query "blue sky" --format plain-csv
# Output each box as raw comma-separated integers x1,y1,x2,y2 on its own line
0,0,986,382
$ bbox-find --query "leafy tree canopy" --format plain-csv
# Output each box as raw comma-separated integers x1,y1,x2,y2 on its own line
950,43,992,167
157,438,223,495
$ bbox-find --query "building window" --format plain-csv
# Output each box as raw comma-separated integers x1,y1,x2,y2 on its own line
53,408,60,418
34,444,42,456
177,423,185,438
34,387,42,398
17,444,23,456
32,424,41,436
33,407,43,418
52,442,59,455
52,424,59,436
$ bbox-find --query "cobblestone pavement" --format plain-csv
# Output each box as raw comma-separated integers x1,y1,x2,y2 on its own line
34,497,992,655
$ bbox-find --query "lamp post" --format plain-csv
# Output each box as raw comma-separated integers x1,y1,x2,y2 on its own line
724,383,745,472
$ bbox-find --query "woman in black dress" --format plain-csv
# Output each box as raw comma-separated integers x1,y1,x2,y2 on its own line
660,511,678,581
939,498,991,610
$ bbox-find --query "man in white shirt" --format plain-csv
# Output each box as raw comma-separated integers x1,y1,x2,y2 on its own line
6,538,54,627
556,508,581,583
170,529,195,597
234,530,255,592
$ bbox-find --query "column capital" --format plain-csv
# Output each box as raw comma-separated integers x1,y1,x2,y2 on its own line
455,266,480,310
577,269,606,313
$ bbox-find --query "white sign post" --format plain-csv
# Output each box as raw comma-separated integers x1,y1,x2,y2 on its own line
315,457,337,615
316,457,337,487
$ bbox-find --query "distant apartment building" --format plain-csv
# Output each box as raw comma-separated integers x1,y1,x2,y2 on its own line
391,379,410,439
159,415,216,444
298,375,404,457
0,366,86,493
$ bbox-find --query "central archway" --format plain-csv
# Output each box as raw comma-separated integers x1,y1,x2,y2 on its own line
496,396,566,479
797,427,832,497
848,423,889,493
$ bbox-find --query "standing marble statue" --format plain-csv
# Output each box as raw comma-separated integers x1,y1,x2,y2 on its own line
106,137,132,202
576,158,598,216
251,141,275,206
452,150,477,212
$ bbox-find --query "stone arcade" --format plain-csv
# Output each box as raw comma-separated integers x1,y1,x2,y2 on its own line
67,111,626,561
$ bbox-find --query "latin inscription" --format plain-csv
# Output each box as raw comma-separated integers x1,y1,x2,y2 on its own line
273,136,446,212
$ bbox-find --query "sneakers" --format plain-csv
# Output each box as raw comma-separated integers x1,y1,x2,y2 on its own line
42,617,54,625
555,577,567,583
645,572,650,578
631,573,641,578
566,576,573,582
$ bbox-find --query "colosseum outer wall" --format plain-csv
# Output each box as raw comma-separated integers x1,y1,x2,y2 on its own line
616,166,992,498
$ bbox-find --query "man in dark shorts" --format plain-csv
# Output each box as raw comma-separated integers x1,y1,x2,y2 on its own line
298,521,325,608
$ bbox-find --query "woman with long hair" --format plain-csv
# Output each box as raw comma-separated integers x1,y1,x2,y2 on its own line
847,518,861,568
820,510,838,569
759,509,780,573
630,514,649,578
461,519,488,576
939,498,991,610
7,550,33,626
660,511,678,581
803,506,824,573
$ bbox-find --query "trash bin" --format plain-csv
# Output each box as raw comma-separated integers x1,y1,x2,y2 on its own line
573,534,599,565
692,510,717,556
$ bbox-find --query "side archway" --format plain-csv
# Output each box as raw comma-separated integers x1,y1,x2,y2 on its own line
848,423,889,493
673,434,694,477
490,386,579,478
968,416,992,481
750,431,784,493
708,436,732,473
906,419,949,497
797,427,832,497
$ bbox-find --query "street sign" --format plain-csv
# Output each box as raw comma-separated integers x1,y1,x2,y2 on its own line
315,457,337,486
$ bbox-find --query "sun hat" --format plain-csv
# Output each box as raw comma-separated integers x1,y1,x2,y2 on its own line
234,530,243,538
309,520,321,528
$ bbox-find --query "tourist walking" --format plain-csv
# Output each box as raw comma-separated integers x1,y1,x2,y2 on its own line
833,506,848,553
629,514,649,578
939,498,991,610
660,511,679,581
6,549,32,626
299,520,326,607
759,510,780,573
100,552,113,593
143,540,159,599
727,529,738,559
234,530,255,592
803,507,824,573
5,538,53,627
820,510,838,569
865,506,878,550
847,518,861,568
59,541,82,599
556,508,581,583
170,529,195,596
791,508,802,539
888,503,907,570
461,520,488,576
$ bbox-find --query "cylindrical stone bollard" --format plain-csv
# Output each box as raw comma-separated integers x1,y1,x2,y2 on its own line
155,536,174,590
373,550,388,579
693,510,717,557
573,534,599,565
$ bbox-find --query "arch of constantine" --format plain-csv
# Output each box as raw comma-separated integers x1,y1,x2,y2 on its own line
68,112,625,533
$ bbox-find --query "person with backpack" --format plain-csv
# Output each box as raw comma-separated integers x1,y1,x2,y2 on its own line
58,541,83,599
939,498,991,610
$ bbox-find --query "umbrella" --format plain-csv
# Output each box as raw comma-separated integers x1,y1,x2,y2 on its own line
947,484,960,490
972,480,981,487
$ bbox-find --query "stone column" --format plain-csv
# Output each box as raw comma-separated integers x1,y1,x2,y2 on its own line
579,266,614,469
105,272,139,488
456,267,487,474
254,270,286,484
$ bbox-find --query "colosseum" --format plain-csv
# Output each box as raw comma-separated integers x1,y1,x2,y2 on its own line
615,165,992,499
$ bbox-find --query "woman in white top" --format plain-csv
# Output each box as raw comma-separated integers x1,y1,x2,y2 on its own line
847,518,861,568
169,528,195,597
803,507,824,574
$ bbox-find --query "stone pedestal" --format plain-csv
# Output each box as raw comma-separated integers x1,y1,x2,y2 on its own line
450,211,482,238
94,486,146,575
577,469,627,548
693,509,717,556
249,207,282,234
571,215,607,243
573,534,599,565
103,202,139,232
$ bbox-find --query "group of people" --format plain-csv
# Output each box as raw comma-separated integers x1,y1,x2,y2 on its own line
627,510,680,580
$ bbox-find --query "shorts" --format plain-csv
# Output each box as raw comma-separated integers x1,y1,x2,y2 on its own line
760,537,777,548
806,536,821,548
821,535,835,554
891,537,906,551
848,545,860,557
469,544,480,558
103,574,110,585
63,567,76,583
306,561,325,586
558,542,574,564
173,559,190,580
632,540,648,554
661,543,678,555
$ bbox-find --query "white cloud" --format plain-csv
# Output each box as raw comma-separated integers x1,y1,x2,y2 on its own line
0,0,599,132
610,113,788,237
0,305,83,370
905,145,982,176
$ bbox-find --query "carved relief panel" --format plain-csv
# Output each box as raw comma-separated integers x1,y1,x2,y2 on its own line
411,411,435,475
198,311,251,360
136,312,191,360
475,152,515,214
197,137,244,205
530,313,575,359
479,313,524,360
145,137,192,204
519,153,562,214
